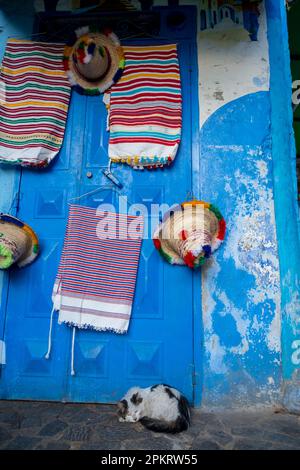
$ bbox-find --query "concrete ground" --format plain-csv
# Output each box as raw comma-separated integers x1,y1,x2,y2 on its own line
0,400,299,450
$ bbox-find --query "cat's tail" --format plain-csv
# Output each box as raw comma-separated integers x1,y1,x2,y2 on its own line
140,415,189,434
178,395,191,426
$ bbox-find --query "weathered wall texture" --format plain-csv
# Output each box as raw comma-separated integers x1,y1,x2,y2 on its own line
198,2,282,407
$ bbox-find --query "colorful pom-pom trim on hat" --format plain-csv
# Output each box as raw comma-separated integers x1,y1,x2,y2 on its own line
63,26,125,96
153,200,226,269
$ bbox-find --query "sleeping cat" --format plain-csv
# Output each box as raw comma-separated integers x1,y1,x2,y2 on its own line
117,384,190,433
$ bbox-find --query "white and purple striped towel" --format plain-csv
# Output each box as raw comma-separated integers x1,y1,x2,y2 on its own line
52,204,143,334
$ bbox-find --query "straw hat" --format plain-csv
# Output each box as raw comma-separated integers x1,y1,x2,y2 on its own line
63,26,125,95
153,200,226,269
0,214,39,269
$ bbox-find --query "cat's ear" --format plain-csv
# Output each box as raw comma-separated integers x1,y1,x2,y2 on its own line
131,392,143,405
117,399,128,415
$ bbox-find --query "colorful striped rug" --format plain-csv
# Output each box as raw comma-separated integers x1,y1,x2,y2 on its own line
104,44,182,169
52,204,143,333
0,39,71,168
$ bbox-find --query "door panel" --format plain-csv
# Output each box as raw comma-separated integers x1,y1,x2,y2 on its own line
0,93,85,400
1,33,198,403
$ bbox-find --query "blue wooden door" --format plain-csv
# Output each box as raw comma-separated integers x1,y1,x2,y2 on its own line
0,12,199,404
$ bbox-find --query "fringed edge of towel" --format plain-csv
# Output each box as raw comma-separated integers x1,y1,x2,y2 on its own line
58,319,128,335
110,155,175,170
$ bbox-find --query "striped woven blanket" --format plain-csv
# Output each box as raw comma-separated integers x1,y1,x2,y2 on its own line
105,44,182,169
0,39,71,168
52,204,143,333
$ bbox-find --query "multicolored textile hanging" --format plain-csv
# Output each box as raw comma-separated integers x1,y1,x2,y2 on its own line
104,44,182,169
52,204,143,333
0,39,71,168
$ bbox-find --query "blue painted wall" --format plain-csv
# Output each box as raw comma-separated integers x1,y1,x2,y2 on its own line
200,91,281,406
266,0,300,412
197,0,300,408
0,0,299,408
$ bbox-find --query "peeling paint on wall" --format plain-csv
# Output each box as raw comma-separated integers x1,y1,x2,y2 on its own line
222,157,281,354
199,90,282,406
195,0,285,407
282,273,300,335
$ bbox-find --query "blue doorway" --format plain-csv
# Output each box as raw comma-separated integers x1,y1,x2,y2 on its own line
0,7,201,404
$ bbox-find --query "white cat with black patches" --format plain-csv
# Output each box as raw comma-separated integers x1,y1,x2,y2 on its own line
117,384,190,433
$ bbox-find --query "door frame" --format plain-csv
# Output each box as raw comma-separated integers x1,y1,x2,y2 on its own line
189,40,202,407
0,171,22,380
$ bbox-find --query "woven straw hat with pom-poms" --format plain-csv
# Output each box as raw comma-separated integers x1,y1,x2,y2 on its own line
63,26,125,95
153,200,226,269
0,214,39,270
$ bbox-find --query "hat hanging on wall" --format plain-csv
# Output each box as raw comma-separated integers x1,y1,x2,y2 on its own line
63,26,125,95
0,214,39,270
153,200,226,269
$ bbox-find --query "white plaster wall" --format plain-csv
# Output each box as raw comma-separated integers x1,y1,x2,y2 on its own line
198,3,270,127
